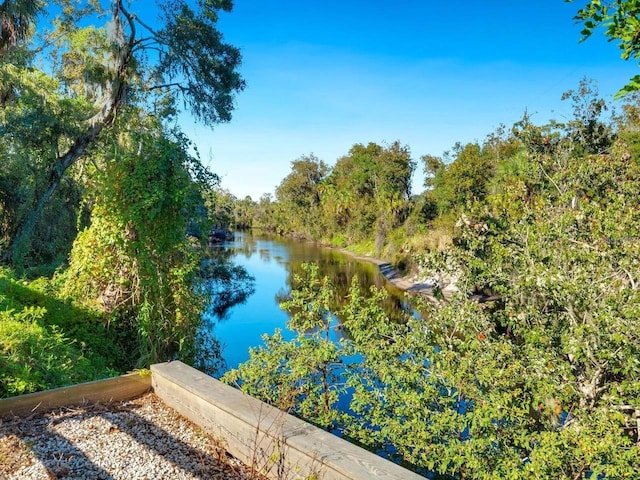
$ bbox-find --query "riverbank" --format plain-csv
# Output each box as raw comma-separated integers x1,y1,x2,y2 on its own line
263,230,456,301
335,248,504,306
332,247,455,301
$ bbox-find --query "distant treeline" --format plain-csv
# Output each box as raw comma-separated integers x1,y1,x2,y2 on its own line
212,79,620,272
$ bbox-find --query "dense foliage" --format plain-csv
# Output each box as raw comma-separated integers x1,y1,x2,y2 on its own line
2,2,640,477
0,0,243,269
61,120,217,369
225,85,640,477
0,0,243,395
0,268,125,397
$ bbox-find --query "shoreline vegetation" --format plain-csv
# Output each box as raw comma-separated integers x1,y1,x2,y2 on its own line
238,228,452,299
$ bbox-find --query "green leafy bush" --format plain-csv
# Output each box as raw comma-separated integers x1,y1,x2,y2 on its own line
61,126,215,370
224,116,640,477
0,269,124,398
0,306,118,398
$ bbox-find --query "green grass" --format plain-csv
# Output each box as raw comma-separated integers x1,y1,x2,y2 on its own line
0,268,128,398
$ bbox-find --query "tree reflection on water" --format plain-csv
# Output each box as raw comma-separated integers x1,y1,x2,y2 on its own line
217,230,413,324
200,247,256,320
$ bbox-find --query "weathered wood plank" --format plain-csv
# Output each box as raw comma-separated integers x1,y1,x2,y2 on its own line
151,361,424,480
0,372,152,418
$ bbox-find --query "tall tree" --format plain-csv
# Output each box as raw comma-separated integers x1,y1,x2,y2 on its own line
429,142,496,214
275,154,329,236
327,142,415,244
422,153,445,189
2,0,244,266
561,77,613,154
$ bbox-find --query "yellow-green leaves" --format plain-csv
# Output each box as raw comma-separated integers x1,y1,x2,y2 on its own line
62,124,211,370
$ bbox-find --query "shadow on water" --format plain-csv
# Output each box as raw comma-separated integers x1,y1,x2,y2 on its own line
200,250,256,321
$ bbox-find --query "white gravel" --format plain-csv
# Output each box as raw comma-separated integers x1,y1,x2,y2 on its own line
0,393,260,480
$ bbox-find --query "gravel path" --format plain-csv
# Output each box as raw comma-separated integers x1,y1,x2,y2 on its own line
0,393,260,480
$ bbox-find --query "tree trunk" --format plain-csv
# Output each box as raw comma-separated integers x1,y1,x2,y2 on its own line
4,0,133,268
6,130,100,267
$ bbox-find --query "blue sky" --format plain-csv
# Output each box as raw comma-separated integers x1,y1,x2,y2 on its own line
179,0,638,199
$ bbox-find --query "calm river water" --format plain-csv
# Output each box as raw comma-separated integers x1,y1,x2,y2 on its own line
204,230,408,372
